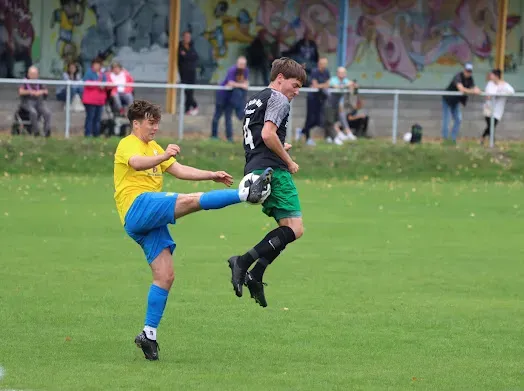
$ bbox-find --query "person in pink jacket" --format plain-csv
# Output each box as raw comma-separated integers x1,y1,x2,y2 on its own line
107,61,134,115
82,58,107,137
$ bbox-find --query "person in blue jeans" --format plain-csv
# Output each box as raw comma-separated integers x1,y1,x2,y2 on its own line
82,58,108,137
56,62,83,103
442,63,481,142
211,56,249,142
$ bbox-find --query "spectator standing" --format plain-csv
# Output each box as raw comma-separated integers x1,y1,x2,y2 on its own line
18,66,52,137
284,29,319,83
178,31,199,115
107,61,134,115
246,29,271,86
82,58,107,137
56,62,84,112
442,63,481,143
480,68,514,145
211,56,249,142
326,67,357,143
296,57,330,146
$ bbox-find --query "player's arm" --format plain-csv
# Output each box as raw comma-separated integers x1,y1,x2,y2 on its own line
261,122,298,174
166,162,214,180
166,162,233,186
261,121,293,164
128,144,179,171
262,93,298,172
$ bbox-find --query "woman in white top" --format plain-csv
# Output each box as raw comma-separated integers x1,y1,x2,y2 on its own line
481,68,514,145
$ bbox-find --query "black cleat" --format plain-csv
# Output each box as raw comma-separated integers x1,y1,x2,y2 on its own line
135,331,159,361
228,256,247,297
247,167,273,203
244,272,268,307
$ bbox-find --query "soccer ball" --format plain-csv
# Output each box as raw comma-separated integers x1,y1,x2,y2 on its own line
239,173,271,204
403,132,412,143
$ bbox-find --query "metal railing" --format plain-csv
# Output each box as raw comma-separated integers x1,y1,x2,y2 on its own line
2,77,521,148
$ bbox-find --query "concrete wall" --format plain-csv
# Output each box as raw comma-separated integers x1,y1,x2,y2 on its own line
1,85,523,141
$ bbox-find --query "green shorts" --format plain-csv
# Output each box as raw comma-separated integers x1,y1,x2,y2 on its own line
252,168,302,221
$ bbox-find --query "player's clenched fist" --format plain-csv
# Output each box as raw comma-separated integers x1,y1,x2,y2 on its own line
288,161,299,174
163,144,180,159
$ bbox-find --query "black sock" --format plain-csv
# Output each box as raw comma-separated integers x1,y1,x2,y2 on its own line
249,258,270,282
237,226,296,270
249,244,282,281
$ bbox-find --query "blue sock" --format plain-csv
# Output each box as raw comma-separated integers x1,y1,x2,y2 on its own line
144,284,169,328
199,189,241,210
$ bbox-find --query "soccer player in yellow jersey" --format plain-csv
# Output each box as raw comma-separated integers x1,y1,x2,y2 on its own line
114,100,273,361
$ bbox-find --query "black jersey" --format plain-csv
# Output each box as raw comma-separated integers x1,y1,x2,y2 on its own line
242,88,290,175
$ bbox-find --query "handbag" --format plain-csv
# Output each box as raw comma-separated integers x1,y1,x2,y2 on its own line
483,100,493,117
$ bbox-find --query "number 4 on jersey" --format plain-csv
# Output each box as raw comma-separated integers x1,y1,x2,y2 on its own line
243,117,255,150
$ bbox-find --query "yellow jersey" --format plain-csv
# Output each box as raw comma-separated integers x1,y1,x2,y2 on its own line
114,135,176,225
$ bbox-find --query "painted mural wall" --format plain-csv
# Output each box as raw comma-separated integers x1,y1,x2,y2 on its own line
36,0,170,81
345,0,524,88
1,0,524,89
180,0,339,84
0,0,41,78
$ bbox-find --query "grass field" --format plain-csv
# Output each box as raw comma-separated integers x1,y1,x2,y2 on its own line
1,165,524,390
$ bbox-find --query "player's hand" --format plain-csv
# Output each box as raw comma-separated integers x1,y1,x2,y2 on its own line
284,143,292,151
212,171,234,187
163,144,180,159
288,161,299,174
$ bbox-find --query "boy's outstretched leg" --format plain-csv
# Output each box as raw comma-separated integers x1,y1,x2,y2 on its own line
174,167,274,219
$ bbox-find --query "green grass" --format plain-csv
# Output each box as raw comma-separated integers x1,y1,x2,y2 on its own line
0,137,524,390
0,173,523,390
2,136,524,181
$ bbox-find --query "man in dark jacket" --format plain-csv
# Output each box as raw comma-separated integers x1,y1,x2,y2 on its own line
178,31,199,115
441,63,481,142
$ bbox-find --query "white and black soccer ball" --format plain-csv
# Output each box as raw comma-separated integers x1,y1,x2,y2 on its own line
239,173,271,204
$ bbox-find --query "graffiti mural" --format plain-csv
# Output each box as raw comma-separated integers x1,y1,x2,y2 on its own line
345,0,523,88
180,0,339,84
39,0,170,81
0,0,40,78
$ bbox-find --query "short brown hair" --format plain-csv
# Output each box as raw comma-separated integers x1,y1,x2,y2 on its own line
270,57,307,85
127,100,162,124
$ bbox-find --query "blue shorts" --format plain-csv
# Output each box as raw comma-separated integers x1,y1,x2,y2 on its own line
124,192,179,264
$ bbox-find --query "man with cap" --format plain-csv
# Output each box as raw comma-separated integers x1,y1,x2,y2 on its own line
442,63,481,143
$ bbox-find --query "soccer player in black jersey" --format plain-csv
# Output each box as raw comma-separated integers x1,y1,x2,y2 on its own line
228,57,308,307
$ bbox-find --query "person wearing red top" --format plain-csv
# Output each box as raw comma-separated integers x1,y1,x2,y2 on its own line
82,58,107,137
107,61,134,115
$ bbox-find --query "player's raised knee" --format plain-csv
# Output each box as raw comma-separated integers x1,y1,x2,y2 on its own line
291,223,304,239
174,192,204,219
279,217,304,240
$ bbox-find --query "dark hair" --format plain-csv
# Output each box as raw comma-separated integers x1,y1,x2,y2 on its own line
67,62,79,76
491,68,502,78
127,100,162,124
270,57,307,85
91,57,102,65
